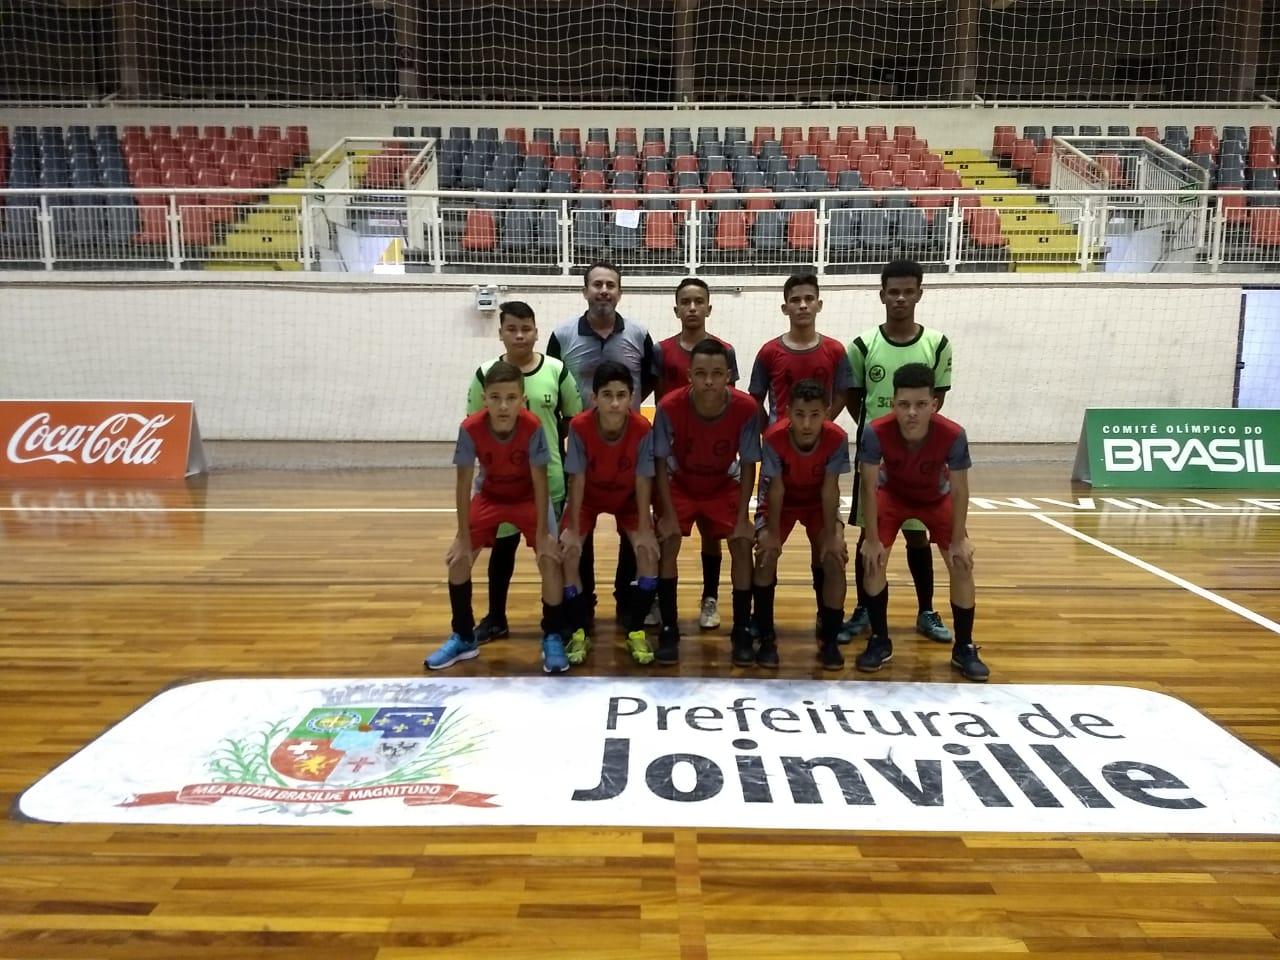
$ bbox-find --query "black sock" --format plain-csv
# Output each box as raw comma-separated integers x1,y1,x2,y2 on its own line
701,551,722,600
485,532,519,621
952,603,975,646
867,586,890,640
731,587,753,634
753,580,777,636
449,581,475,640
854,535,868,607
564,589,589,633
810,564,825,610
819,605,844,644
541,600,565,637
615,534,637,608
658,577,679,630
906,544,935,612
626,581,657,632
579,533,596,609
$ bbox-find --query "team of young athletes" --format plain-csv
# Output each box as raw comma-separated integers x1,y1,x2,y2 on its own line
426,258,989,683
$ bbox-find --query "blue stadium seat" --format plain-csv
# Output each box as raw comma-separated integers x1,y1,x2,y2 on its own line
828,207,860,255
1108,126,1131,137
794,155,819,177
1079,125,1102,137
643,127,664,143
532,127,554,143
459,154,486,190
802,169,828,192
421,126,442,140
835,170,863,192
393,125,414,138
750,209,787,254
697,126,719,147
588,127,609,144
1051,125,1074,138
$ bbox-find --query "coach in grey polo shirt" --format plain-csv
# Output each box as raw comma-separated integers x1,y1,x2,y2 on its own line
548,260,657,410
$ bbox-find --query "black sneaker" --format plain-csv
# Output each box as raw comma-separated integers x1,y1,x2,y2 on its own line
754,634,779,668
818,640,844,671
854,635,893,673
730,628,756,667
655,626,680,665
473,616,510,645
951,643,990,682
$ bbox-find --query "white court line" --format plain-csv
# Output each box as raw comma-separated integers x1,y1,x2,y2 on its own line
1032,512,1280,636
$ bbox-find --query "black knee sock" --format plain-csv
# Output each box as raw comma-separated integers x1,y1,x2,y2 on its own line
449,581,475,640
615,534,637,606
731,587,753,634
658,577,679,630
563,587,589,633
579,533,596,609
854,535,868,608
627,578,658,632
810,564,825,610
906,544,935,612
952,602,975,646
541,600,565,637
753,580,777,636
867,586,890,639
701,551,722,600
819,605,844,645
485,532,519,620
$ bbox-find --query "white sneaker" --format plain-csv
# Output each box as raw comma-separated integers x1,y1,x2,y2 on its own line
644,597,661,627
699,596,721,630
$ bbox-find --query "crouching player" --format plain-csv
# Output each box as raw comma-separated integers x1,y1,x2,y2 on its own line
753,378,851,670
425,362,569,673
854,363,989,681
559,361,661,665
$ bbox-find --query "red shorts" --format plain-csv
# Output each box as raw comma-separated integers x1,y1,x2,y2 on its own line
563,499,643,536
775,506,827,546
876,490,955,550
663,480,740,538
469,493,542,549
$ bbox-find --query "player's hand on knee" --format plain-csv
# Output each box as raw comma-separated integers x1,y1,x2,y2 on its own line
860,538,887,573
821,530,846,566
536,533,561,563
633,529,659,567
755,527,780,564
729,517,755,545
559,528,582,564
946,537,974,572
445,536,469,569
657,514,681,544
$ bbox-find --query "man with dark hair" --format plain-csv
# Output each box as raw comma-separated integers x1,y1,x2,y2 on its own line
651,276,741,631
548,261,658,629
652,339,760,666
840,258,955,647
854,362,988,682
465,301,582,645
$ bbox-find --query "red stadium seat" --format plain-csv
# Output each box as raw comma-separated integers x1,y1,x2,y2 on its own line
857,155,882,181
788,210,816,251
611,155,640,176
845,139,869,160
1219,187,1248,225
780,126,803,147
715,210,749,251
258,126,281,142
1095,153,1126,187
584,140,609,160
868,169,894,191
580,170,607,194
890,155,912,186
503,127,526,151
826,155,851,185
614,127,637,145
643,171,670,192
131,206,169,245
876,142,896,164
836,125,859,147
807,126,830,150
815,141,839,165
1250,207,1280,246
641,141,665,159
706,170,733,191
903,169,928,192
672,154,698,174
559,128,581,146
864,125,888,149
1032,152,1053,188
645,210,677,251
1136,126,1159,141
364,153,406,189
178,204,214,247
462,209,497,251
967,208,1006,247
753,126,776,152
992,125,1016,160
1011,138,1037,177
920,157,945,185
526,139,553,159
552,155,579,188
203,125,226,141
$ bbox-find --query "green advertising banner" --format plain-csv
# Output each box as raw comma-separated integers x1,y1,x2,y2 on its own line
1072,408,1280,488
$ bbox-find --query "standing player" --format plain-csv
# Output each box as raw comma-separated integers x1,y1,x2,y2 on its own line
652,276,741,631
840,259,955,647
558,361,661,666
853,363,987,682
749,272,854,619
465,301,582,645
753,379,851,670
652,339,760,665
548,261,657,628
426,362,569,674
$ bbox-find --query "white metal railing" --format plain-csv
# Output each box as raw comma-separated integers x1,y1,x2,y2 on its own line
2,185,1279,276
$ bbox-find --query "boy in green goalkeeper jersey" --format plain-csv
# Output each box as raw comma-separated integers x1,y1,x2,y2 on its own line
465,300,583,643
839,259,955,646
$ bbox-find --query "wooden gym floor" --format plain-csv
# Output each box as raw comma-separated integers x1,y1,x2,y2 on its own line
1,455,1278,960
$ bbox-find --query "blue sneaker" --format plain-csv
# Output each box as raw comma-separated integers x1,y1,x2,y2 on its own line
916,610,953,643
837,606,870,644
424,633,479,670
542,634,570,673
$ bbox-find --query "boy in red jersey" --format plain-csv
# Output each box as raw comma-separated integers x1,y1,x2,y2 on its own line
854,363,988,681
748,272,854,618
559,360,661,666
752,379,851,671
425,362,569,674
652,339,760,665
652,277,741,631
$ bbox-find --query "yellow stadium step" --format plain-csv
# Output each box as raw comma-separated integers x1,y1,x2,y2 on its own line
960,174,1022,190
1012,261,1098,273
998,209,1074,234
1007,233,1080,259
204,259,304,272
947,160,1004,178
215,230,301,255
241,209,299,231
939,148,989,163
980,192,1039,207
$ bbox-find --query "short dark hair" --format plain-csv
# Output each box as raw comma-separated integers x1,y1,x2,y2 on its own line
484,360,525,389
690,338,730,363
583,260,621,286
880,259,924,288
789,378,827,407
783,272,820,299
674,277,709,300
893,362,935,393
592,359,634,394
498,300,536,324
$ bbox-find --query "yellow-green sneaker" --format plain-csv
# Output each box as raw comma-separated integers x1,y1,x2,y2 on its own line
565,628,591,665
626,629,655,665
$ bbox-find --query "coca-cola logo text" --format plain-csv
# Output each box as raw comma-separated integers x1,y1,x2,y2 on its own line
6,412,175,467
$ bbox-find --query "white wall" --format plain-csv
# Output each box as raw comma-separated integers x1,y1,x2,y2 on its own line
0,274,1243,443
2,105,1276,155
1239,288,1280,408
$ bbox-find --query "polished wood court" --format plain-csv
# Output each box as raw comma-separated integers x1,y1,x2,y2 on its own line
1,456,1279,960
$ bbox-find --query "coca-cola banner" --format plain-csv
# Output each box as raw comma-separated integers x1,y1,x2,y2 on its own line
0,401,207,480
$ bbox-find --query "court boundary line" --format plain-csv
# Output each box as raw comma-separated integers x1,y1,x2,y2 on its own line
1032,512,1280,635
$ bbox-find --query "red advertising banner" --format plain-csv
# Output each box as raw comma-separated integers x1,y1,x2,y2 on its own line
0,400,207,480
